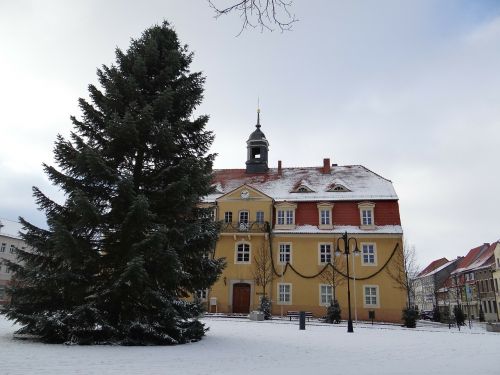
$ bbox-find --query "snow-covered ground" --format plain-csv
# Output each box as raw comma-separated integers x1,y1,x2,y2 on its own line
1,315,498,375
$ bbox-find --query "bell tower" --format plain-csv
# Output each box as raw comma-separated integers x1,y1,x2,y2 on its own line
245,109,269,173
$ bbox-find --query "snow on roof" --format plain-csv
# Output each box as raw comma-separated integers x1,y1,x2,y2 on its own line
423,259,457,278
205,165,398,202
417,257,449,278
451,243,491,274
0,218,24,240
466,242,496,271
273,225,403,235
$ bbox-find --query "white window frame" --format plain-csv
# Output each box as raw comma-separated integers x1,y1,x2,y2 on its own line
361,243,377,266
362,209,372,225
196,289,208,301
277,210,285,225
278,243,292,264
319,284,333,306
317,202,334,229
9,245,15,254
318,243,332,264
321,209,330,225
238,210,249,231
224,211,233,223
239,210,249,224
235,242,251,264
363,285,380,308
277,283,292,305
274,202,297,230
256,211,265,224
0,243,5,252
358,202,375,229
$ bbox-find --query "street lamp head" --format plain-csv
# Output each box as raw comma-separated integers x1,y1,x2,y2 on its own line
353,243,360,256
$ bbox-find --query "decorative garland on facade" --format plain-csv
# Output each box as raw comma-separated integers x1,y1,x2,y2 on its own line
268,230,401,281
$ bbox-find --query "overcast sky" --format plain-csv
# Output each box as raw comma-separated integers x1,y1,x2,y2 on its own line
1,0,499,268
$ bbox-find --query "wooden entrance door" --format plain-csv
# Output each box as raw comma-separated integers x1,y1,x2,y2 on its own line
232,283,251,314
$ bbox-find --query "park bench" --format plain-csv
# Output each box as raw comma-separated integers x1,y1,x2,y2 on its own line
287,311,313,321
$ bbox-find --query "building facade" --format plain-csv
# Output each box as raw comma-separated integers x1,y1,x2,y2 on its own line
437,243,498,322
414,257,457,313
0,219,25,307
492,242,500,321
202,114,406,322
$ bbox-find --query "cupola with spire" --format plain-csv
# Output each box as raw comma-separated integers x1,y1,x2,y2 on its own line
245,108,269,173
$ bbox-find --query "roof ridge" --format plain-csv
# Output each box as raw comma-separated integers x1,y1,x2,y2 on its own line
356,165,393,183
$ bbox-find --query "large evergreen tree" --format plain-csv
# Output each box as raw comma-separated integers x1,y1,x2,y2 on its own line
3,21,225,345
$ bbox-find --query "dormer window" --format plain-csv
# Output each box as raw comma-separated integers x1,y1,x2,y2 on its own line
291,184,314,193
327,183,351,192
333,185,348,192
317,202,334,230
275,202,297,230
358,202,375,229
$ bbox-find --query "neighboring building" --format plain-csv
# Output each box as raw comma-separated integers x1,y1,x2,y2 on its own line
414,257,457,313
437,243,497,322
473,242,498,322
202,113,406,322
492,241,500,321
0,218,25,307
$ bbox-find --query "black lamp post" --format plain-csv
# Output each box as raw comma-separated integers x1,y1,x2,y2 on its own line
335,231,360,333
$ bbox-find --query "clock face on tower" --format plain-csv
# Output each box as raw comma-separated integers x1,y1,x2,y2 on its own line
240,190,250,199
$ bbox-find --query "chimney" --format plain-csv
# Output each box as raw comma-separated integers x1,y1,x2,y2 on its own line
278,160,282,175
323,158,331,174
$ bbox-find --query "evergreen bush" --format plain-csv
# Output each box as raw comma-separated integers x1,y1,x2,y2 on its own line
453,305,466,326
259,296,272,320
402,307,418,328
325,300,341,324
432,305,441,322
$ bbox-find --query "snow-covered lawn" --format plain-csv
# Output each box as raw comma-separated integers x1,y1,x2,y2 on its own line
1,315,498,375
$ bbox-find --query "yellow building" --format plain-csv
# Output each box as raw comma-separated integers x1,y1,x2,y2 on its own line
202,113,406,323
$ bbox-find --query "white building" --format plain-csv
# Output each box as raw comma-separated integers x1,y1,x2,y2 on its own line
0,219,25,306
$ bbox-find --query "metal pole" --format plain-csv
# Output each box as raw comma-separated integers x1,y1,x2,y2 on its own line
345,232,354,333
465,283,471,329
352,250,358,324
280,262,284,318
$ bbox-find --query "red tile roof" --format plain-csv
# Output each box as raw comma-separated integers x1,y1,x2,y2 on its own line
467,242,496,270
451,243,491,274
208,165,398,202
418,257,449,277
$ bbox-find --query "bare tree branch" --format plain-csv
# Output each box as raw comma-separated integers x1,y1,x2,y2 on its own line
209,0,298,35
386,241,420,308
253,242,273,296
319,256,345,301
